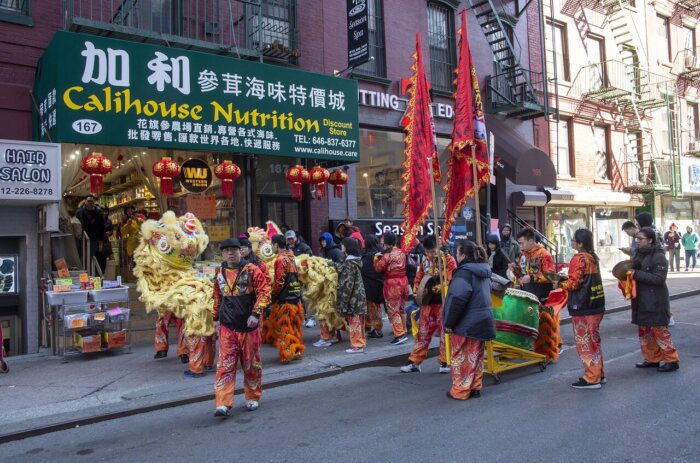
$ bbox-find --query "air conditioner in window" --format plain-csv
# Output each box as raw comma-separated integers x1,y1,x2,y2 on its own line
685,54,699,69
689,141,698,152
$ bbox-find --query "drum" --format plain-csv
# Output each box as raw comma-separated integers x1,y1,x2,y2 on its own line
492,288,540,351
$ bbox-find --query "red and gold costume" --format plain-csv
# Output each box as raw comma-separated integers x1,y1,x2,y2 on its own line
516,244,555,303
154,311,187,357
408,251,456,366
638,327,680,364
213,263,271,409
449,336,485,400
560,252,606,383
365,302,383,332
374,247,409,337
270,250,305,363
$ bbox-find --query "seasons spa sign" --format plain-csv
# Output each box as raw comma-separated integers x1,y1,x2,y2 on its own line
33,32,360,162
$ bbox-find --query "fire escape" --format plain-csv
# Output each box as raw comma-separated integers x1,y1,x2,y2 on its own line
63,0,300,63
676,0,700,160
468,0,551,119
567,0,680,196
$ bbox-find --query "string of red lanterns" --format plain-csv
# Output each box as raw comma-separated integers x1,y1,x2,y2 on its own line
214,160,242,197
309,166,330,199
328,169,349,199
285,165,310,201
152,156,181,196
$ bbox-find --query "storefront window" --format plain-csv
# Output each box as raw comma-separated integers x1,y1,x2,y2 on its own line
595,207,631,270
661,197,693,231
355,129,449,219
254,156,301,234
545,206,589,263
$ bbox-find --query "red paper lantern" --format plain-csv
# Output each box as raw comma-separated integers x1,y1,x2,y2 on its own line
328,169,349,199
285,165,309,201
152,157,181,196
309,166,330,199
81,153,112,195
214,161,241,197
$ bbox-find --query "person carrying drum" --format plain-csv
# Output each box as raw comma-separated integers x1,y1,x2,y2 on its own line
556,229,606,389
511,229,555,304
400,235,456,374
374,232,409,345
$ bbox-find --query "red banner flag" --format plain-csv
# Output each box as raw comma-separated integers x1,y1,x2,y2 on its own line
441,9,490,242
400,33,438,253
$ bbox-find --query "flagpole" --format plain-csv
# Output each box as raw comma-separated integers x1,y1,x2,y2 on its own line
428,161,450,365
472,143,482,245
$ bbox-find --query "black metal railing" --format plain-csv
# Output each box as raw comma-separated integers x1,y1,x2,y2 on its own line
486,68,548,118
506,209,560,264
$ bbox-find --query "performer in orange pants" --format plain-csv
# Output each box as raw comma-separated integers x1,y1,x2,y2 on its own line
572,314,605,384
215,326,262,410
346,315,366,349
407,304,446,365
448,335,485,400
154,310,187,360
365,302,384,332
374,232,409,344
638,326,680,364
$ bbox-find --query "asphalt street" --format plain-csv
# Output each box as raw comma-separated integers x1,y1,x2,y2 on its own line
3,296,699,463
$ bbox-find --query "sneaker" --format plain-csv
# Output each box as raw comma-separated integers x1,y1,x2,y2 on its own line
390,335,408,346
368,330,384,339
0,360,8,373
179,354,189,364
580,376,606,384
657,362,679,372
313,339,332,348
345,347,364,354
183,370,205,378
305,318,317,328
571,379,602,389
204,365,214,372
400,361,421,373
439,363,451,374
668,316,676,327
214,406,230,417
245,400,259,411
469,390,481,398
635,361,660,369
154,351,167,359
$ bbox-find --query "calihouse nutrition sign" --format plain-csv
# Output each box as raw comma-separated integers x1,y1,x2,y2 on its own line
33,32,360,162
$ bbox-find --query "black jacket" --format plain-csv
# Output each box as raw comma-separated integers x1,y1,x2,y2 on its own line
361,248,385,303
290,240,313,256
323,244,344,263
488,248,510,279
75,206,106,242
631,246,671,326
443,262,496,341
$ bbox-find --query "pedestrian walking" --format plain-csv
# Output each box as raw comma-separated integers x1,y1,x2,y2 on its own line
621,221,639,256
374,232,409,345
328,237,368,354
443,240,495,400
663,223,682,272
400,235,456,374
631,227,680,372
557,229,606,389
213,238,271,417
486,234,510,280
681,225,699,271
362,234,385,338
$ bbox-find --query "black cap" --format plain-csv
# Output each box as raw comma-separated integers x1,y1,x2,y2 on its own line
219,238,241,250
239,238,252,248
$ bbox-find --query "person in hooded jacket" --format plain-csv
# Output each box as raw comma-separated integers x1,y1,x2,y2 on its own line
486,234,510,280
499,224,520,263
320,232,344,263
328,238,368,353
630,227,680,372
362,234,385,338
443,240,495,400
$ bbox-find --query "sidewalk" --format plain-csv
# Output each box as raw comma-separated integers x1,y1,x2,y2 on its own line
2,272,699,441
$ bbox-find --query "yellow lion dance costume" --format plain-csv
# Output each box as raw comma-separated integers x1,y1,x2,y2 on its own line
133,211,214,337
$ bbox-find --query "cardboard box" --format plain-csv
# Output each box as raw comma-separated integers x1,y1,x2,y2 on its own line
73,331,102,353
102,330,127,348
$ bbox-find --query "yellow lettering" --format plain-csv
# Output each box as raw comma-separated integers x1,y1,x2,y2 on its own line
63,86,84,110
211,101,232,123
177,104,190,120
235,110,249,125
143,100,158,116
191,105,202,120
83,94,104,112
159,102,177,118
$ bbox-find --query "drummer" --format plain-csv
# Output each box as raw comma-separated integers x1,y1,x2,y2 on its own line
555,229,606,389
510,229,556,304
400,235,457,374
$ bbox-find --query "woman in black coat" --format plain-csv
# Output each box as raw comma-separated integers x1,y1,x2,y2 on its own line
486,234,510,279
362,234,385,338
631,227,680,372
443,240,495,400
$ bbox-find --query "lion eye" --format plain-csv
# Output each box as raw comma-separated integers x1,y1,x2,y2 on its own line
157,237,171,253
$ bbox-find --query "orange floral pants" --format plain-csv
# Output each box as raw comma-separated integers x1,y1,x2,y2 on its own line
638,326,680,363
214,326,262,408
185,335,216,374
365,301,384,331
346,315,366,348
154,311,187,356
383,278,408,337
408,304,446,365
572,314,605,384
269,301,305,363
449,335,485,400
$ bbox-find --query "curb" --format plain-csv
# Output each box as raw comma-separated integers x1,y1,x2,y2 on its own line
3,288,699,444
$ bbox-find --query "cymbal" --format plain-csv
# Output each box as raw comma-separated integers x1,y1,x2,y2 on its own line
612,260,635,281
543,271,568,283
